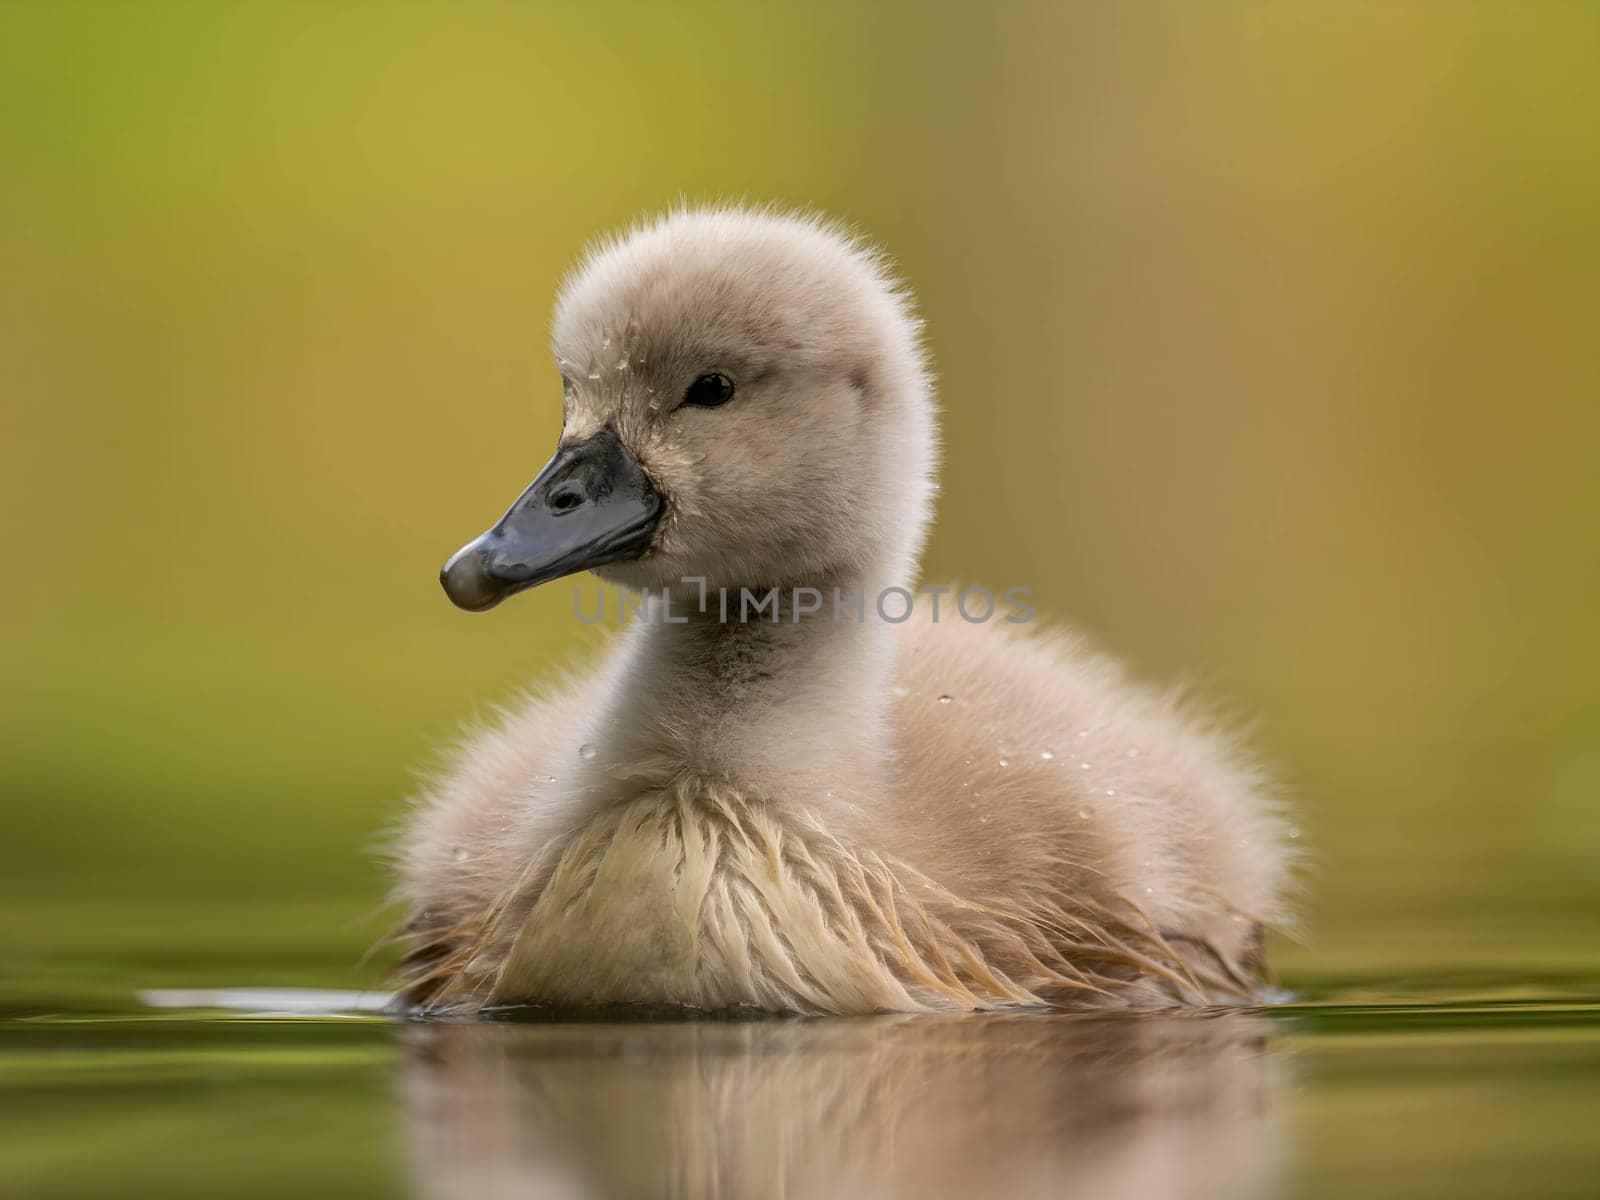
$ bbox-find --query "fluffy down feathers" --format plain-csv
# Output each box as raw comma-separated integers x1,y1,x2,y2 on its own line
397,207,1290,1014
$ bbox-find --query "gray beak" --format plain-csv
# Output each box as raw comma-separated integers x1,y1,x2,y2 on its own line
439,428,662,612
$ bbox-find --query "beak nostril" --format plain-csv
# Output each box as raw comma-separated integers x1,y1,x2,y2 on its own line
549,483,586,514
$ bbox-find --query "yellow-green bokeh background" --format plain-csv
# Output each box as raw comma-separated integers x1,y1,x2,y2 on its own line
2,1,1596,990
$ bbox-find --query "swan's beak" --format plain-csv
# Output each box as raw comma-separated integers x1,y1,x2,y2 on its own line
439,428,662,612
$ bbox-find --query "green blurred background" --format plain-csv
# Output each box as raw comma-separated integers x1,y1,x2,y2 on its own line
2,1,1596,994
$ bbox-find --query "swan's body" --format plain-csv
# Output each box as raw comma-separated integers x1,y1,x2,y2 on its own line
399,208,1289,1013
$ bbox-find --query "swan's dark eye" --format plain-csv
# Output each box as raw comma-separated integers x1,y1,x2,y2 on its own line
681,372,735,409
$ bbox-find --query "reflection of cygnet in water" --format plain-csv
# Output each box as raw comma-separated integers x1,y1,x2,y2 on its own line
402,1012,1281,1200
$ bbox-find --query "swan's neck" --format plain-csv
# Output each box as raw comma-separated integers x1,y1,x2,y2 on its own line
588,581,898,799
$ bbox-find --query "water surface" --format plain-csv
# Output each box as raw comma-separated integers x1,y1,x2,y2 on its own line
6,975,1598,1199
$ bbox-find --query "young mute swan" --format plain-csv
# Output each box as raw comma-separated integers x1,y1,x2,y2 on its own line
399,207,1291,1014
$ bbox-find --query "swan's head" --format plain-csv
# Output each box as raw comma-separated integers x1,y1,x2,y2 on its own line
441,207,937,611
